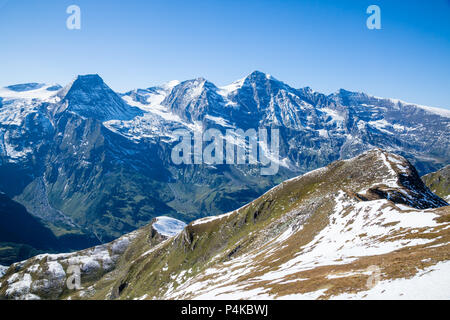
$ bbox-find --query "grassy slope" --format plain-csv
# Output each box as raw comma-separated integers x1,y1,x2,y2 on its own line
111,150,448,300
1,149,448,300
422,165,450,201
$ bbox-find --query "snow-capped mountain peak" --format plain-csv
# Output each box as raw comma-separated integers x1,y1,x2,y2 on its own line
218,77,246,97
57,74,143,121
160,80,181,91
245,70,274,81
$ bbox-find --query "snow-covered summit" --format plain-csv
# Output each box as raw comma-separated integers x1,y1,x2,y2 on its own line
57,74,143,121
152,216,187,237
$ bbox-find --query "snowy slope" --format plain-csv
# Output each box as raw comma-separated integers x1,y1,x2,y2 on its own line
331,261,450,300
157,150,449,300
0,265,7,278
2,149,447,300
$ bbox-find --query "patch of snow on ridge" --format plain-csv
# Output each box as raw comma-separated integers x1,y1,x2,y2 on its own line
0,265,7,278
46,261,65,279
121,94,179,121
5,273,33,299
321,108,345,122
161,80,180,91
247,191,442,283
371,95,450,118
152,216,187,237
331,261,450,300
217,77,246,107
415,105,450,118
218,77,246,96
0,84,60,101
368,119,393,133
375,150,399,188
387,154,409,173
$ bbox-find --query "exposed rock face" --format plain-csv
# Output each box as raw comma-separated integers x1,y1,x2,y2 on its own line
1,150,448,300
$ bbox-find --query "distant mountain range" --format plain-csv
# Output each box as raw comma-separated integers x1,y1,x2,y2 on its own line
1,150,448,300
0,71,449,264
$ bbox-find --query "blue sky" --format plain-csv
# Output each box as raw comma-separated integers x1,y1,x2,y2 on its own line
0,0,449,109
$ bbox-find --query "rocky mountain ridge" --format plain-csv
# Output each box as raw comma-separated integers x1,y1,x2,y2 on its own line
0,71,449,264
1,149,448,300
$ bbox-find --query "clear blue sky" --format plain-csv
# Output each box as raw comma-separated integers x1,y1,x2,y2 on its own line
0,0,449,109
